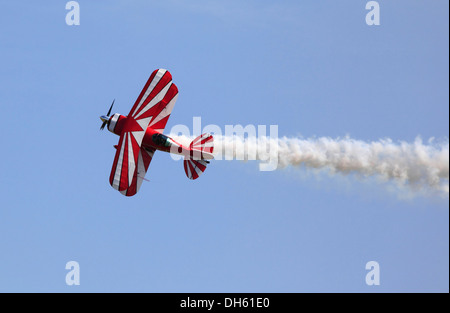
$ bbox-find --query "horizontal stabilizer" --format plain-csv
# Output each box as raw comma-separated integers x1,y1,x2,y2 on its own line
183,133,214,179
183,158,208,180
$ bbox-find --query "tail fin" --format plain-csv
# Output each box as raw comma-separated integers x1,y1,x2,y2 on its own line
183,133,214,180
190,133,214,159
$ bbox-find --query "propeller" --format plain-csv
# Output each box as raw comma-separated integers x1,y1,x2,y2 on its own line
100,99,115,130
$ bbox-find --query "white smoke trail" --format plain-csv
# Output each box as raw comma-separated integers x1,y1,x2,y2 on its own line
172,134,449,196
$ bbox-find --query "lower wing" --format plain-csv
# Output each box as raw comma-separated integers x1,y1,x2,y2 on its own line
118,147,155,197
109,131,155,197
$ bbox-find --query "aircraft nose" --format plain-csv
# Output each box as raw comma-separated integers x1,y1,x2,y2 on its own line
100,115,108,123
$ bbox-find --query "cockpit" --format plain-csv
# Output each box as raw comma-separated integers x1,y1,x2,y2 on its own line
152,133,173,147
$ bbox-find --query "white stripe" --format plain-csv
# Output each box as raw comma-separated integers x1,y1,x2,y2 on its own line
203,142,214,148
108,113,120,133
193,161,203,177
134,81,173,120
149,93,178,128
193,134,210,148
137,116,152,132
112,135,126,189
186,160,192,179
200,133,211,142
127,133,135,186
193,133,209,146
132,130,144,146
136,150,145,192
131,116,151,146
131,69,167,117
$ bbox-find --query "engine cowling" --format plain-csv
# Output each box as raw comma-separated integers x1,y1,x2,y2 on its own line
107,113,127,135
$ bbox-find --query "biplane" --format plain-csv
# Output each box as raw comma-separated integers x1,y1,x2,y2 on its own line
100,69,214,196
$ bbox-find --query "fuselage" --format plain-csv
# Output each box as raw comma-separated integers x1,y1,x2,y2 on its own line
102,113,213,160
142,126,185,154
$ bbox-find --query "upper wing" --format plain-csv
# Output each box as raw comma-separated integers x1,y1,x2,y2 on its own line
109,69,178,195
127,68,179,133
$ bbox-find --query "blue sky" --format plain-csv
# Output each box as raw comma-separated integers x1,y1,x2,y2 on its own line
0,0,448,292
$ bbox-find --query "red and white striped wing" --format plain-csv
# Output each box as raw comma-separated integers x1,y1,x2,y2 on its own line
109,131,155,193
119,148,155,197
128,69,179,133
109,69,178,195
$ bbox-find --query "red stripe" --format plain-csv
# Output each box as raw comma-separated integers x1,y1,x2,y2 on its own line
119,134,129,191
192,136,202,146
205,146,214,154
123,148,155,197
192,160,206,172
127,175,137,196
128,131,141,165
192,134,212,148
201,136,213,145
109,133,126,187
132,71,173,118
188,161,197,179
142,148,153,168
150,115,170,131
183,160,190,178
136,84,178,122
190,135,214,156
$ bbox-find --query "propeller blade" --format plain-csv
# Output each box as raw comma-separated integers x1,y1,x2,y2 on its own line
107,99,115,116
100,99,115,131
